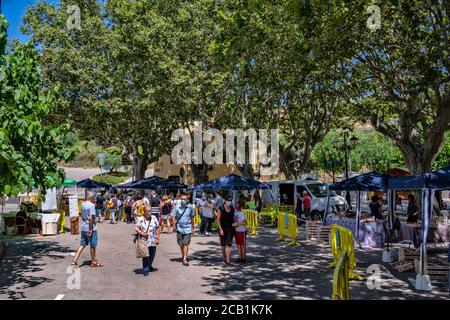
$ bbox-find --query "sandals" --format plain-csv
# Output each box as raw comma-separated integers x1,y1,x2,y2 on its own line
71,261,79,268
91,260,104,267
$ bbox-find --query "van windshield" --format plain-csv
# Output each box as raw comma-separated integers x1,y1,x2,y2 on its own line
307,183,328,197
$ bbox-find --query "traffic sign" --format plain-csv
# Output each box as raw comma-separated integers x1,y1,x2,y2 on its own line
98,153,105,166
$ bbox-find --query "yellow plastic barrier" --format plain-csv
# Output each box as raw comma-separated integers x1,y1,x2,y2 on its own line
58,210,66,234
121,207,125,222
243,209,259,236
194,207,201,226
258,209,274,224
276,212,300,246
332,252,350,300
327,224,364,281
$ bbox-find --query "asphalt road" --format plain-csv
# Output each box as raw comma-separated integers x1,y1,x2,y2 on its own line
62,167,102,181
0,221,449,300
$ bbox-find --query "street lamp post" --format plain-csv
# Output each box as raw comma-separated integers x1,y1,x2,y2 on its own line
333,130,358,210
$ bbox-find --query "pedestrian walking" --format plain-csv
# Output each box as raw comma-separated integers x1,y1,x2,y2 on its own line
135,205,160,276
216,196,235,265
95,190,106,223
200,194,215,236
233,200,247,263
125,192,134,224
118,192,124,223
134,195,145,221
108,193,119,224
72,192,103,268
171,194,196,266
295,193,304,220
150,191,162,221
160,195,173,234
214,191,223,210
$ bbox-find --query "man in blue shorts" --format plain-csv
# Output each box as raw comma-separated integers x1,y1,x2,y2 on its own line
71,192,103,268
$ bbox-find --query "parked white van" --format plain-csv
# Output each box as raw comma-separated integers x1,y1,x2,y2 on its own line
261,179,348,218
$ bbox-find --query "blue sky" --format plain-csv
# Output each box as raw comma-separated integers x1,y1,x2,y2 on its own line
1,0,59,43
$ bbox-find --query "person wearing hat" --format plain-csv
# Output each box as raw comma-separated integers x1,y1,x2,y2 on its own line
71,192,103,268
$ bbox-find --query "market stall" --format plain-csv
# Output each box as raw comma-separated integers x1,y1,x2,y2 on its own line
324,171,391,247
387,165,450,291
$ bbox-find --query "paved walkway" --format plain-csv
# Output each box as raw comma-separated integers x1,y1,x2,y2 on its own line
0,221,448,300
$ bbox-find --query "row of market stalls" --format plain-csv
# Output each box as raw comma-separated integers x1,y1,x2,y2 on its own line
324,165,450,291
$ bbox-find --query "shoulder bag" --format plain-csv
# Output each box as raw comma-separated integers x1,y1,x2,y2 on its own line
135,220,152,259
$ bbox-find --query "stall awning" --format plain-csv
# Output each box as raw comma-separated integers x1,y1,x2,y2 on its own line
329,171,391,191
387,175,426,191
194,173,270,191
119,176,187,189
62,178,77,187
77,178,111,189
425,165,450,191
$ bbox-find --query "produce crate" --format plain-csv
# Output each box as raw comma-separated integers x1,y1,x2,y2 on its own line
390,260,414,272
319,225,331,243
403,250,420,262
305,221,321,240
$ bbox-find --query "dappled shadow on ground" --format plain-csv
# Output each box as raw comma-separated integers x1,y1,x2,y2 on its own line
190,227,449,300
0,238,71,299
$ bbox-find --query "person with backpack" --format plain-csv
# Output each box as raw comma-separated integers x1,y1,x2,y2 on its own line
95,190,106,223
171,194,196,266
133,195,145,222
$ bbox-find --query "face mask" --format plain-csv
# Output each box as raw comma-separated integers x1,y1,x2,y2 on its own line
180,200,187,207
225,201,232,207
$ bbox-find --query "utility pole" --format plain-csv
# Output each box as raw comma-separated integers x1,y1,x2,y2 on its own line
343,130,352,209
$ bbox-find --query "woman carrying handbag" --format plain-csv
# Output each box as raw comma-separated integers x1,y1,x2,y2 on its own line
135,205,160,276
